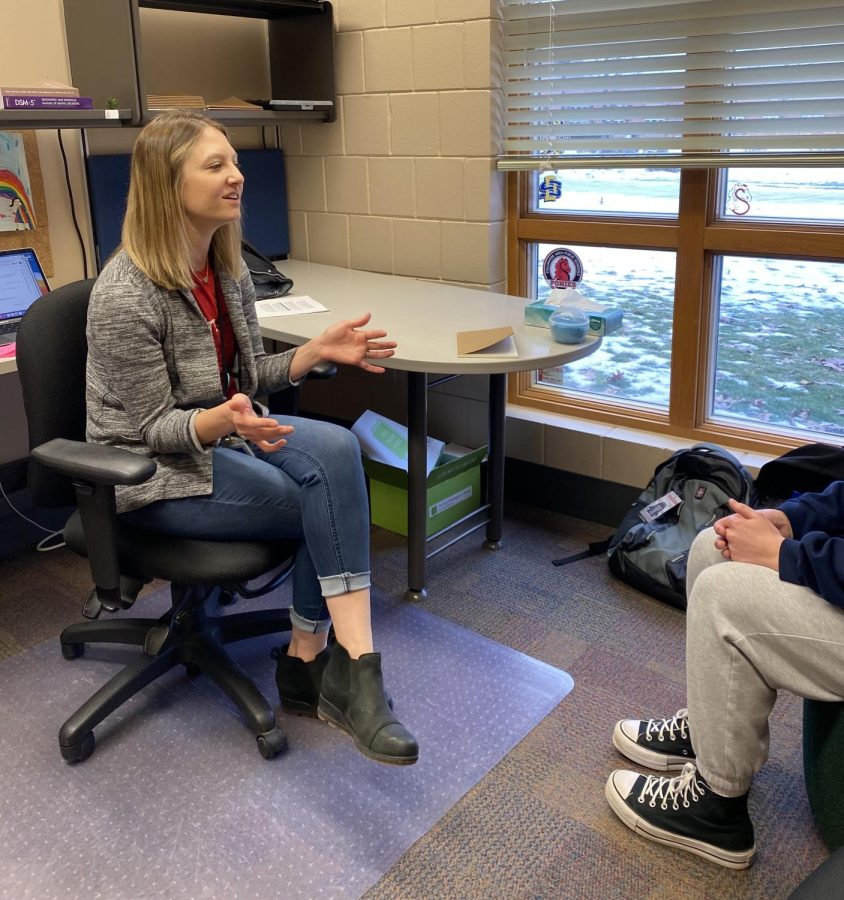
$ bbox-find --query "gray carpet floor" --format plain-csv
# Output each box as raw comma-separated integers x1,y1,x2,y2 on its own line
0,501,830,898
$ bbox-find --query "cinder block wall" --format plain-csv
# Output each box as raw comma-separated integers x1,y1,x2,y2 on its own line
286,0,507,431
282,0,505,288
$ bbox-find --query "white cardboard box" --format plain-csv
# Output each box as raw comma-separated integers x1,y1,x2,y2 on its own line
351,410,444,477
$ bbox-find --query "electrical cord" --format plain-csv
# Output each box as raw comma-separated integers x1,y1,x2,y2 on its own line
0,476,65,552
56,129,89,279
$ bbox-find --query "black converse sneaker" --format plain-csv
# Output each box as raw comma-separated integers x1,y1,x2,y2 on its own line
605,763,756,870
613,708,695,771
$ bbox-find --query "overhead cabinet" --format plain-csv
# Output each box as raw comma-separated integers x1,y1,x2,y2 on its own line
61,0,336,127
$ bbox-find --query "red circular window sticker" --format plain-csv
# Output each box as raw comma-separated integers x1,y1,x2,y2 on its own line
543,247,583,289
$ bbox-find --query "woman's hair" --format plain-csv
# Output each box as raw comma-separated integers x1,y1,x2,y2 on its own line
121,110,243,290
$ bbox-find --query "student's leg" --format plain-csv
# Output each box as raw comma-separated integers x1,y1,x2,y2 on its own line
611,530,727,770
607,529,844,867
685,550,844,797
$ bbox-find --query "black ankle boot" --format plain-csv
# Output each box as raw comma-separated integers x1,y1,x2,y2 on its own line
271,646,331,717
317,643,418,766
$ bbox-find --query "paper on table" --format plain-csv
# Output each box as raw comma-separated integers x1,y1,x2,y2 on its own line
456,326,518,359
254,295,329,318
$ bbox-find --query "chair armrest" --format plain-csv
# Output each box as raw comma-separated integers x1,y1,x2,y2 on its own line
267,361,337,416
31,438,156,487
307,361,337,380
31,439,155,611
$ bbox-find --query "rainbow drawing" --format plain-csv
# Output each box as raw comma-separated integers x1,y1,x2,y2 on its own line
0,167,36,228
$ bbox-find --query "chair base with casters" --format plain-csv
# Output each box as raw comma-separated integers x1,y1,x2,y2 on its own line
50,498,297,764
58,587,294,764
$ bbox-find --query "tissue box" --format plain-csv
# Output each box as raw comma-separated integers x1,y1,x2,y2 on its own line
363,444,487,537
524,300,560,328
524,299,623,336
586,308,624,336
351,410,444,477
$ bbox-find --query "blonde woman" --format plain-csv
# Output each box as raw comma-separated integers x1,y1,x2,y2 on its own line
86,110,418,765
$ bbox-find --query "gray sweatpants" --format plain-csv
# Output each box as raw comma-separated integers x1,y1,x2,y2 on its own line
685,528,844,797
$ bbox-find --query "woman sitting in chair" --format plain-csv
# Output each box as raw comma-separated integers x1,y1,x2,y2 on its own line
85,109,418,766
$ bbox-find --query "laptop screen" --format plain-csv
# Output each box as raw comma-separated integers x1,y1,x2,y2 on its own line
0,247,50,324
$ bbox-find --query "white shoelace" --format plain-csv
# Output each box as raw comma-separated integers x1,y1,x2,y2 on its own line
637,762,706,811
644,708,689,743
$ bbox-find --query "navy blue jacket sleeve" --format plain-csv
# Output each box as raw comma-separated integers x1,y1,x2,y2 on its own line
778,481,844,606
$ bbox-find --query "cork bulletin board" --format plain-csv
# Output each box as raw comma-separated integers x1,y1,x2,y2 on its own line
0,130,53,276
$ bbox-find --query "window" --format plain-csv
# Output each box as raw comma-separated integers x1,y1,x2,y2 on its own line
711,255,844,439
533,241,676,410
502,1,844,454
509,168,844,453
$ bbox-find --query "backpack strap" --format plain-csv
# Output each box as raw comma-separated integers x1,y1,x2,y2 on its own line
552,538,611,567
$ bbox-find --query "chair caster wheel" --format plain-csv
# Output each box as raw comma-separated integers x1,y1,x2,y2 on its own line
218,590,236,607
60,731,95,764
61,642,84,660
256,727,287,759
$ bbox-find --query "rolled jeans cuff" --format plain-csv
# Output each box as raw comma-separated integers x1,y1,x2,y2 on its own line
288,605,332,634
318,571,371,598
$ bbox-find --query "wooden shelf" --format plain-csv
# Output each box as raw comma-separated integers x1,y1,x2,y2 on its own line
139,0,324,17
0,109,134,130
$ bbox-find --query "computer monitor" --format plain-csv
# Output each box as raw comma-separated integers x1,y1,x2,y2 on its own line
86,148,291,270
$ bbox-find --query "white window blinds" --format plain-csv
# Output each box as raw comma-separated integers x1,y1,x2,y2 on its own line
500,0,844,169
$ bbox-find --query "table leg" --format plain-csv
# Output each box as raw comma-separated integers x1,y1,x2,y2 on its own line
485,372,506,550
405,371,428,601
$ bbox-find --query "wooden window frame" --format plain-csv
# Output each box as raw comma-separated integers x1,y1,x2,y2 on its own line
507,169,844,456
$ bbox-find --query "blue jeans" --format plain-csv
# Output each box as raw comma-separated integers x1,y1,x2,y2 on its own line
121,416,370,632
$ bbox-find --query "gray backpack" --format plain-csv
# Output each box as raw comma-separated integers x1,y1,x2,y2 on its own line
606,443,754,609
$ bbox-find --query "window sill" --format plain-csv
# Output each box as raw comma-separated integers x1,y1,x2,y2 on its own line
505,403,775,488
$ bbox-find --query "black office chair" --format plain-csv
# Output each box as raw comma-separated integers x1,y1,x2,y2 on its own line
17,279,327,764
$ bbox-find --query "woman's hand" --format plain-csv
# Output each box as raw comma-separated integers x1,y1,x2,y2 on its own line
288,313,396,381
227,394,293,452
194,393,293,453
712,499,785,570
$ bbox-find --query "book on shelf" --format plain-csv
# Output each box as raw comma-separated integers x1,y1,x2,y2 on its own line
147,94,206,110
0,80,79,98
0,94,94,110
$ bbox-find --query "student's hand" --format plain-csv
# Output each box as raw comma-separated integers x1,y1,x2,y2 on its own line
227,393,294,453
714,501,793,558
290,313,397,380
757,506,794,539
713,499,784,570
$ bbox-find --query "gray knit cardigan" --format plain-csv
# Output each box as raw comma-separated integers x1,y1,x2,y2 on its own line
86,250,297,513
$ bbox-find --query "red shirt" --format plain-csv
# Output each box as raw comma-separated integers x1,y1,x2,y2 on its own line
191,270,238,398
